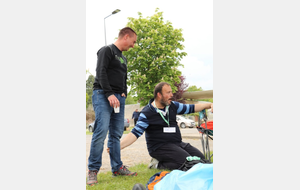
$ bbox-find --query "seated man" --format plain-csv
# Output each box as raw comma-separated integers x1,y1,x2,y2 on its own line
120,82,213,170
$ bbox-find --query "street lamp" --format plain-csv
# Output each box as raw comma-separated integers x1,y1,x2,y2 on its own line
104,9,121,45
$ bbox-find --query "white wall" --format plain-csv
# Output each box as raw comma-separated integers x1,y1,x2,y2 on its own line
124,104,145,126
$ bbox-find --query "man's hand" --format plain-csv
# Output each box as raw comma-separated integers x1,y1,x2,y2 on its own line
195,102,213,113
108,95,120,108
121,93,126,97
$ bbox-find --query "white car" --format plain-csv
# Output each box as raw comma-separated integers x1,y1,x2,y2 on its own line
176,115,196,128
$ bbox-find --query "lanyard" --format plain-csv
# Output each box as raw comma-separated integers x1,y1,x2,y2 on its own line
153,101,170,127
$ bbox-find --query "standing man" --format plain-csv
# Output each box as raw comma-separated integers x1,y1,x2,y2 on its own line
87,27,137,186
120,82,213,170
132,109,140,126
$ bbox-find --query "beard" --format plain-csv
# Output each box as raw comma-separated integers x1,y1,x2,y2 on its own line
160,97,171,107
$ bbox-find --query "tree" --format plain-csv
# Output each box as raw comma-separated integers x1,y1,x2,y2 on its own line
187,85,202,92
123,8,187,106
173,75,189,103
125,95,138,105
86,74,95,107
86,93,89,108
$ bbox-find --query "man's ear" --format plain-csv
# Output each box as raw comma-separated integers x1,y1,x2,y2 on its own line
124,34,129,40
157,92,162,99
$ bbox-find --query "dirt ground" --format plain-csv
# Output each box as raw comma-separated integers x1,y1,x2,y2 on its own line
86,131,213,176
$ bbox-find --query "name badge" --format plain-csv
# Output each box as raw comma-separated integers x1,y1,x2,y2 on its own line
163,127,176,133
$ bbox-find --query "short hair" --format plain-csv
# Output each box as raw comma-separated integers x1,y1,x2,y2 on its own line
118,27,137,38
153,82,171,99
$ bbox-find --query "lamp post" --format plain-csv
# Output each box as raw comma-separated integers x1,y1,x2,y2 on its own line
104,9,121,45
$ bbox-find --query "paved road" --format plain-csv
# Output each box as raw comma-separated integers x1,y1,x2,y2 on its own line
86,128,213,176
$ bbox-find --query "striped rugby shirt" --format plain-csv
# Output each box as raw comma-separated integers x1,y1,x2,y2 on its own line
131,98,195,154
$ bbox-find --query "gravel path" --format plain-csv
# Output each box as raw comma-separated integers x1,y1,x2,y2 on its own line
86,130,213,177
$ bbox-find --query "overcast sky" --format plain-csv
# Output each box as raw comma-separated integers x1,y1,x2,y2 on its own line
86,0,213,90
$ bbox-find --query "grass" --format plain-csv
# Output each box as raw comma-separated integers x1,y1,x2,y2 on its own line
86,129,93,135
86,128,213,189
123,126,134,134
86,153,213,189
86,163,169,190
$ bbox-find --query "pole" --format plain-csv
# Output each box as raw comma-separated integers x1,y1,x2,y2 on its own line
103,9,120,46
104,14,113,46
104,17,107,45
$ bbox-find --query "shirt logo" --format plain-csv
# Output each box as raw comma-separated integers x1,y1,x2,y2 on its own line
119,57,125,64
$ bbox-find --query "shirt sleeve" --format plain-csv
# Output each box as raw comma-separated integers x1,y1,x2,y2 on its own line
172,101,195,114
96,46,114,98
124,56,128,97
131,113,149,138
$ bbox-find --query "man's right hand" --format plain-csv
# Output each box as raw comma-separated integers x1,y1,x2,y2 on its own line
108,95,120,108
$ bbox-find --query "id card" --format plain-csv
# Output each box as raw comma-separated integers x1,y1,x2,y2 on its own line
163,127,176,133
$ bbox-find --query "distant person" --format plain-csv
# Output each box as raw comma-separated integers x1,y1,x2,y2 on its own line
120,82,213,170
132,109,140,126
87,27,138,186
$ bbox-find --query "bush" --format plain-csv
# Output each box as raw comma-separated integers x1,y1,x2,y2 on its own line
86,109,95,126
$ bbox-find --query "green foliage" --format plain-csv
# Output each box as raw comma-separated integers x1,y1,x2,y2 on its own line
86,93,89,108
86,74,95,107
125,95,137,105
123,8,187,106
187,85,203,92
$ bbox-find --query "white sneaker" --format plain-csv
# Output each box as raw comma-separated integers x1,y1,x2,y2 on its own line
148,158,159,169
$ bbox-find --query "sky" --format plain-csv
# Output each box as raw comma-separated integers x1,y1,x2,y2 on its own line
86,0,213,90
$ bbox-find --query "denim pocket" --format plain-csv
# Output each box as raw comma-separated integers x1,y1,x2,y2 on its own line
93,90,104,104
97,89,104,94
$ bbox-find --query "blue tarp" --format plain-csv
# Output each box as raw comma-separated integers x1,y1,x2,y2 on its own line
154,163,213,190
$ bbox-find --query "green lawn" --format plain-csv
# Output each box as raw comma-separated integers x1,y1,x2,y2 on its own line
86,154,213,190
123,126,133,134
86,130,93,135
86,129,213,189
86,163,169,190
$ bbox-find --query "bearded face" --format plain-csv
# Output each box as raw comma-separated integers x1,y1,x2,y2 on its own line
159,85,173,107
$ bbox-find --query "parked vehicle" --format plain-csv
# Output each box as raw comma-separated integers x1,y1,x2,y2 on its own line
206,108,213,121
176,115,196,128
124,118,130,130
88,118,130,132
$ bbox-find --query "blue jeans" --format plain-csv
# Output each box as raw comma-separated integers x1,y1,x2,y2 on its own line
88,89,125,172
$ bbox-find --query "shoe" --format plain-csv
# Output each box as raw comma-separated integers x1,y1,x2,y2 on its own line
87,170,98,186
113,165,137,176
148,158,159,169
